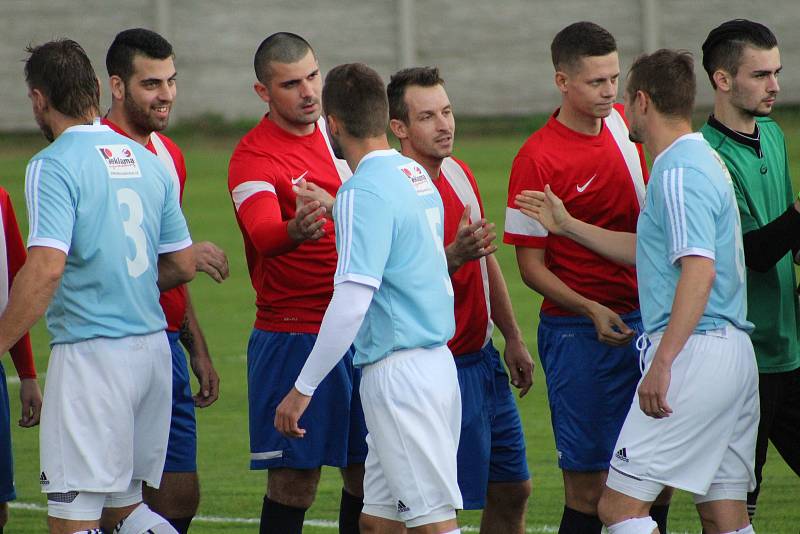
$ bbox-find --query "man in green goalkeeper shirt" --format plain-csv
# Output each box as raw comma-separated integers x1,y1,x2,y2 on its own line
700,19,800,522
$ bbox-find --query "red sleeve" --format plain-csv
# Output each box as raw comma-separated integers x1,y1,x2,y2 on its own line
236,193,299,257
503,153,547,248
2,192,36,378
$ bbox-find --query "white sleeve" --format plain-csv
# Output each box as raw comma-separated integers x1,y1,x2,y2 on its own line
294,280,374,396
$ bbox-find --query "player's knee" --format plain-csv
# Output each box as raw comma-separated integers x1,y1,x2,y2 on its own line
0,501,7,527
487,479,531,512
267,468,321,509
606,516,658,534
113,503,177,533
144,474,200,517
340,463,365,498
596,492,618,526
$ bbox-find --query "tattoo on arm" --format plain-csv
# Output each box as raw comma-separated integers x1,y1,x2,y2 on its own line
179,315,196,356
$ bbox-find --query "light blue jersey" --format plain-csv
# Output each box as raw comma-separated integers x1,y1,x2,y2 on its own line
25,122,191,344
636,133,752,335
334,149,455,366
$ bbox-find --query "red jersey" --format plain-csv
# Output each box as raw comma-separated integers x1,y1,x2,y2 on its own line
102,118,188,332
435,157,492,356
228,116,351,333
504,104,648,316
0,188,36,378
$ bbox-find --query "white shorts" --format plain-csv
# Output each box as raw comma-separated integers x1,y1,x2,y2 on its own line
40,332,172,495
360,345,463,527
607,327,758,502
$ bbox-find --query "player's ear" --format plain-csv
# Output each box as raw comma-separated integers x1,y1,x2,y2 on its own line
713,69,732,92
254,82,271,104
389,118,408,140
636,90,649,114
326,114,340,137
554,70,569,94
29,88,47,112
109,75,125,102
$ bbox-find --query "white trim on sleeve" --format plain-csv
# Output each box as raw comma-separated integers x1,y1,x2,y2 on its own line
231,181,276,211
158,237,193,254
334,273,381,289
670,247,715,265
504,207,547,237
27,237,69,254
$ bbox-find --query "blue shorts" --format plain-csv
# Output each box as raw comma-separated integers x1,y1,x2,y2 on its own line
0,362,14,502
538,311,643,471
247,329,368,470
455,341,529,509
164,331,197,473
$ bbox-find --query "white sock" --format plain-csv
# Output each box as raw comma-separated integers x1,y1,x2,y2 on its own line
607,516,658,534
113,503,178,534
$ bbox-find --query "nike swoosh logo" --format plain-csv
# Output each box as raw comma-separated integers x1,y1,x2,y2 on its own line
291,170,309,185
577,174,596,193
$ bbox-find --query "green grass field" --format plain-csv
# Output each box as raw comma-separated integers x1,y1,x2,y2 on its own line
1,111,799,533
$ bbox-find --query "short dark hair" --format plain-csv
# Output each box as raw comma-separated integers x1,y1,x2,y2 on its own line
701,19,778,89
551,22,617,71
627,49,695,120
323,63,388,139
254,32,315,84
387,66,445,123
106,28,174,83
25,39,99,119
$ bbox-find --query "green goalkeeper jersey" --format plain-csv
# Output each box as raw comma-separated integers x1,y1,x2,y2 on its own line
702,115,800,373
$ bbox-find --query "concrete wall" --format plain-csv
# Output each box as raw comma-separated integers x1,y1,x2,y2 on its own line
2,0,797,131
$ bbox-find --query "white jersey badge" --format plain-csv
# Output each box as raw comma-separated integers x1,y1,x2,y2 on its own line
398,162,434,196
96,144,142,179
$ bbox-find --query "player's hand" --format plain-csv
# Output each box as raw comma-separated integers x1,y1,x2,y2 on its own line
445,205,497,274
19,378,42,428
288,180,327,242
193,241,229,283
275,387,311,439
638,359,673,418
190,351,220,408
515,185,573,236
586,301,635,346
504,338,534,397
293,179,335,214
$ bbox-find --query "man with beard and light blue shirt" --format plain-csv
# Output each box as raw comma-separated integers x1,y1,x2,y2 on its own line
516,49,758,534
275,63,463,534
3,39,195,534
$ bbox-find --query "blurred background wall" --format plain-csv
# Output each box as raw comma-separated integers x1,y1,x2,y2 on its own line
2,0,798,131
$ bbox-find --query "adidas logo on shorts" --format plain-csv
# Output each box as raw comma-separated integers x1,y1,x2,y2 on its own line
615,448,630,463
39,471,49,486
397,500,410,513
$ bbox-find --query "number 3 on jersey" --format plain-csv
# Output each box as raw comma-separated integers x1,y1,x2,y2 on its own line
117,188,149,278
425,207,454,296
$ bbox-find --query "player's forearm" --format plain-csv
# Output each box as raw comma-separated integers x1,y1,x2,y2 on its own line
295,281,374,396
9,335,36,379
180,291,211,360
650,256,715,368
743,201,800,272
0,249,63,354
561,218,637,266
517,248,600,318
487,255,523,342
248,219,300,257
